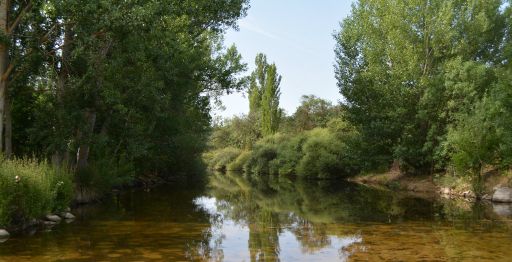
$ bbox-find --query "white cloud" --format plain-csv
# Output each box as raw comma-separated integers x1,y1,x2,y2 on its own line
238,19,281,41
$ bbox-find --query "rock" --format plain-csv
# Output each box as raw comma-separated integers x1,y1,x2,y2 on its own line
462,190,475,198
492,187,512,203
62,212,75,220
440,187,451,195
441,193,451,199
45,214,62,223
493,203,512,217
65,207,71,212
43,221,58,226
0,229,10,238
482,194,492,201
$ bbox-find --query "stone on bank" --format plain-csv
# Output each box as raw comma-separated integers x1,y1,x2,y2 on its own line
62,212,76,220
0,229,9,238
492,187,512,203
45,214,62,223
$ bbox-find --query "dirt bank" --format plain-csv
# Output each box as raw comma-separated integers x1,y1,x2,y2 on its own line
349,165,512,201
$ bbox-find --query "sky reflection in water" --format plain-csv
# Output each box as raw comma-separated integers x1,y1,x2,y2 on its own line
0,172,511,261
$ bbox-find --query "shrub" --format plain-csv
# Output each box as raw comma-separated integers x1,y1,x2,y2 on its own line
0,156,73,227
203,147,242,171
244,144,277,175
75,154,135,194
297,128,345,179
206,112,364,179
273,134,307,176
227,151,252,171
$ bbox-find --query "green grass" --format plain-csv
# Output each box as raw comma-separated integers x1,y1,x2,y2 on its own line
0,156,73,227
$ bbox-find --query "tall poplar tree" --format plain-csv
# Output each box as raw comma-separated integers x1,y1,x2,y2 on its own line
248,53,268,114
261,63,281,136
247,53,282,137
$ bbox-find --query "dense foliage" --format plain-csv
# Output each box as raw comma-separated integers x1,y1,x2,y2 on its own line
0,0,249,227
334,0,512,180
0,156,73,227
247,53,282,136
207,0,512,189
205,95,359,179
0,0,249,180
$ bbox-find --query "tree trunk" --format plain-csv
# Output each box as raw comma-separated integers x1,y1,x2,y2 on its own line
76,110,96,171
52,21,73,166
0,0,8,153
4,94,11,157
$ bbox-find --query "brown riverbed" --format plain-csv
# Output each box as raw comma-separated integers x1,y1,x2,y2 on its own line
1,172,511,261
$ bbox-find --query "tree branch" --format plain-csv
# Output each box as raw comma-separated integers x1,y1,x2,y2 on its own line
1,63,14,81
7,0,33,36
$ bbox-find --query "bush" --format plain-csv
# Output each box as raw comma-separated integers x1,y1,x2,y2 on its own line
227,151,252,171
273,134,307,176
203,147,242,171
206,123,364,179
0,156,73,227
244,145,277,175
297,128,345,178
75,154,135,194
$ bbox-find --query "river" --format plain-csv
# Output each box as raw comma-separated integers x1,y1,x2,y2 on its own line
1,171,511,261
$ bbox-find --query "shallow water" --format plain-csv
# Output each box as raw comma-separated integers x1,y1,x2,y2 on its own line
1,172,512,261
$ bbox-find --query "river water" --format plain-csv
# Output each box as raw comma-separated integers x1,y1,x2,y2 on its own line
1,172,512,261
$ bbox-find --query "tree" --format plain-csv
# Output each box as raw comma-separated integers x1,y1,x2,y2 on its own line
447,65,512,194
247,53,282,137
248,53,268,114
261,63,281,136
293,95,337,132
0,0,36,156
334,0,508,173
0,0,250,181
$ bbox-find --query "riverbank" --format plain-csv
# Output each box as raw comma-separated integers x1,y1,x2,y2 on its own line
4,173,512,261
349,166,512,202
0,168,190,243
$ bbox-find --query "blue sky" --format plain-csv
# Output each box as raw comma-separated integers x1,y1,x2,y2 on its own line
214,0,354,118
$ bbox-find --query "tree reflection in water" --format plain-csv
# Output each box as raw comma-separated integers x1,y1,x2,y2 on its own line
193,171,512,261
200,172,378,261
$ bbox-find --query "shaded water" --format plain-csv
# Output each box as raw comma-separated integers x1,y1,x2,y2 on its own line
1,172,512,261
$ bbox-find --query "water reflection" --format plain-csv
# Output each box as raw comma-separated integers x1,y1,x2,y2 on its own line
0,172,511,261
202,171,512,261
